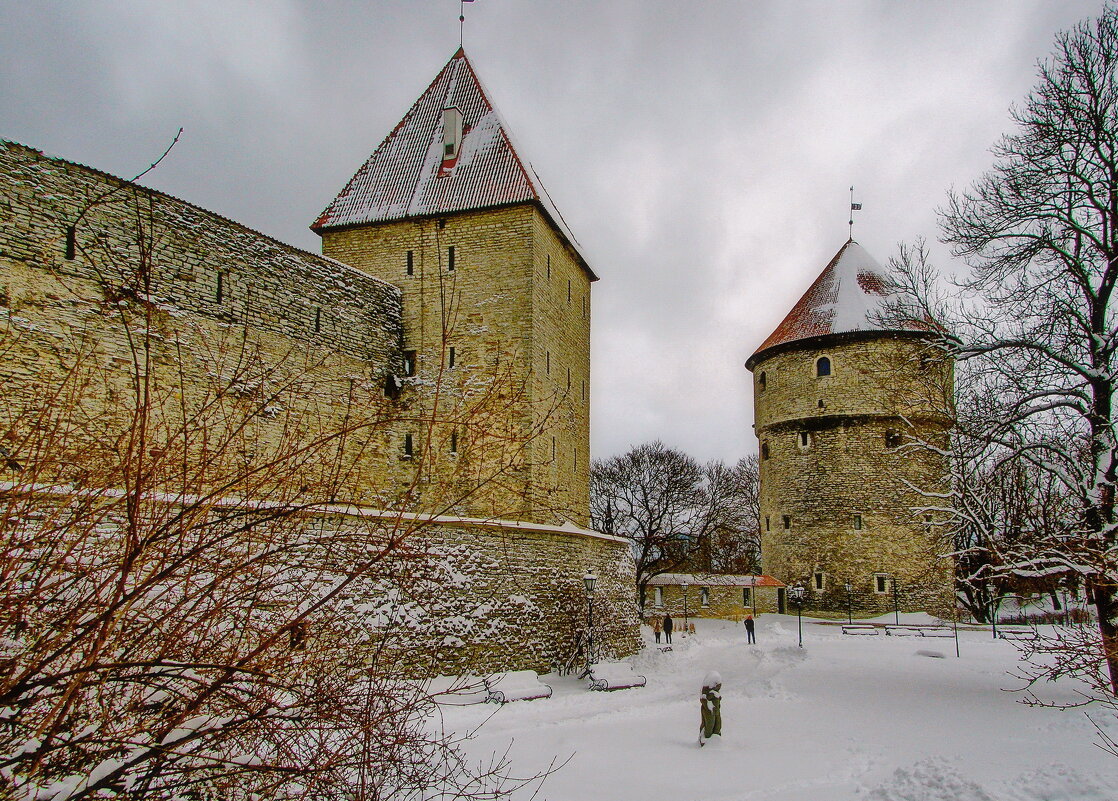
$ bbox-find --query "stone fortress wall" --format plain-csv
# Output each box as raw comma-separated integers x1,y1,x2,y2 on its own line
0,139,639,672
752,331,955,618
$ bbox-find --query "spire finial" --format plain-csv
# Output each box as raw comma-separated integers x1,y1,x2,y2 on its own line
459,0,476,48
848,186,862,240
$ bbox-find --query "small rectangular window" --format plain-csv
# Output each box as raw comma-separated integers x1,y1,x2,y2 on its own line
403,350,417,377
758,371,767,392
701,587,710,607
782,515,791,529
765,515,770,531
406,250,414,276
404,433,414,457
875,574,889,594
799,431,810,448
447,246,455,272
448,346,456,368
813,571,825,591
654,586,664,607
743,587,752,605
853,514,863,530
216,272,224,304
450,430,458,454
546,351,550,374
547,255,551,280
65,225,76,260
567,367,571,390
314,307,321,333
567,279,571,303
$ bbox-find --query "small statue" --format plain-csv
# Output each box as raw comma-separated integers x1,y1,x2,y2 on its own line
699,670,722,747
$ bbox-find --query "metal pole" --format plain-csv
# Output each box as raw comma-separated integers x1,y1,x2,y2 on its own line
585,592,593,675
683,586,689,635
845,582,853,624
892,577,900,625
751,577,757,618
797,601,803,648
991,594,999,640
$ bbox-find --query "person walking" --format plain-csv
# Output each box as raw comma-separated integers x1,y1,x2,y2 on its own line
652,617,662,644
699,671,722,747
745,614,756,644
663,613,674,644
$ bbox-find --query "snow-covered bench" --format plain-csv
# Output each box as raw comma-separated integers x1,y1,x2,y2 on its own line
842,624,879,635
425,675,490,706
586,662,647,692
884,625,954,638
484,670,553,704
997,627,1037,641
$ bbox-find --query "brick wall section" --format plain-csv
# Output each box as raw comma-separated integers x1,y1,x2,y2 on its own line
319,203,592,526
750,333,955,618
0,141,402,371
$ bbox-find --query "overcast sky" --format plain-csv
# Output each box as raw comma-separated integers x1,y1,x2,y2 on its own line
1,0,1106,464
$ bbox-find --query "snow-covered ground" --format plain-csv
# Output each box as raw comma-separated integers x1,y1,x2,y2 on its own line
440,615,1118,801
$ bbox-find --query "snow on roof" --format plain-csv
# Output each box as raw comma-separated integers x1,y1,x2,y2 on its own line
648,573,785,588
313,48,596,280
750,239,925,362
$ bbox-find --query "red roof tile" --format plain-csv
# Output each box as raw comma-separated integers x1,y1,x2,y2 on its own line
751,239,924,360
313,49,595,279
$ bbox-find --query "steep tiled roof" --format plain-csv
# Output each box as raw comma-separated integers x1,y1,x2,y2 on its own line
751,239,923,360
313,49,595,279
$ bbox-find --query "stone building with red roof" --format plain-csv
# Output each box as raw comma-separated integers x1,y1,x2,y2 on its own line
746,240,954,618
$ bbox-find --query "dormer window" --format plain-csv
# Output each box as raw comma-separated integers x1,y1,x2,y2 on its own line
442,107,464,164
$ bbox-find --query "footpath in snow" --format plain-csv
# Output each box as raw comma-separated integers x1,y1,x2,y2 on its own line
440,614,1118,801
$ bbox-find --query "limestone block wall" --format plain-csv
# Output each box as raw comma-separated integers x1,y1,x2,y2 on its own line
642,584,780,621
751,333,954,618
319,203,592,526
0,141,402,370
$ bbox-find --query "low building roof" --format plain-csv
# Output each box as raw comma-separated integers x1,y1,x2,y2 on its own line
648,573,785,588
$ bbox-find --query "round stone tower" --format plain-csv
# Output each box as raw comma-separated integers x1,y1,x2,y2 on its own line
745,240,954,618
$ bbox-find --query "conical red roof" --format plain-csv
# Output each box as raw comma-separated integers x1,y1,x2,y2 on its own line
313,49,594,278
751,240,922,361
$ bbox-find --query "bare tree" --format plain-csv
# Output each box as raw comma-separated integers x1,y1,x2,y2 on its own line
888,7,1118,699
590,443,758,613
0,147,554,800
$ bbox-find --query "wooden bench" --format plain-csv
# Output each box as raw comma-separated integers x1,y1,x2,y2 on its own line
484,670,554,704
997,627,1038,641
842,624,879,635
586,662,647,692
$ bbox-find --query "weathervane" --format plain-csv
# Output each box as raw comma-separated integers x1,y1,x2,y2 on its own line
849,186,862,240
460,0,475,48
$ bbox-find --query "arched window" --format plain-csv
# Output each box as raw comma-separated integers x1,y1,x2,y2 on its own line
816,356,831,377
761,441,770,460
758,371,767,392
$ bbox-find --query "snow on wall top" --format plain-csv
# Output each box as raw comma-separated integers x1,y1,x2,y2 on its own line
752,239,923,359
313,49,595,279
647,573,785,588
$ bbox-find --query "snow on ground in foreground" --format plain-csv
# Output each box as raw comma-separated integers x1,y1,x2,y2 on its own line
439,615,1118,801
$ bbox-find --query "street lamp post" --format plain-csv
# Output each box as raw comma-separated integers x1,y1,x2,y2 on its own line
986,581,999,640
789,585,806,648
582,570,597,677
750,575,757,618
844,581,853,624
681,582,689,636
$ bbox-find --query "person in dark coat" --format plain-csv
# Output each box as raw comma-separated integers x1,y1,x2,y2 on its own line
745,614,756,644
699,670,722,746
663,614,674,644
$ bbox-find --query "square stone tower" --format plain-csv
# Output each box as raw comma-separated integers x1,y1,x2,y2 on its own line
312,50,596,526
746,240,954,617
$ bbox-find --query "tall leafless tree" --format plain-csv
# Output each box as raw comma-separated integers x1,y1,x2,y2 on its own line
590,443,759,613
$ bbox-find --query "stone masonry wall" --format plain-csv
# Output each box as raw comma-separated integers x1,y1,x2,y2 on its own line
751,333,954,618
319,203,592,526
0,141,402,370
